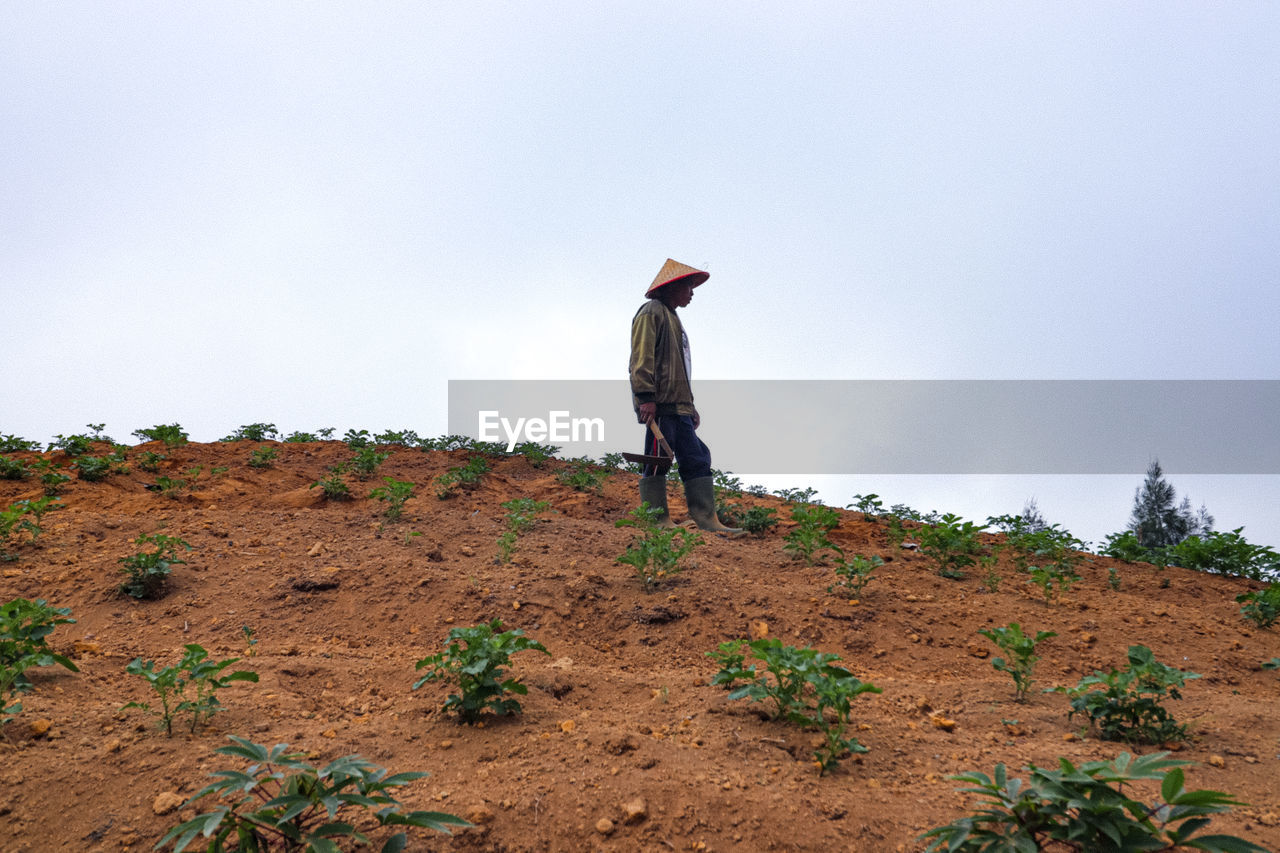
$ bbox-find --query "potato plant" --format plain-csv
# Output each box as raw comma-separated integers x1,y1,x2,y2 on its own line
119,533,192,598
220,422,279,442
133,423,189,448
413,619,549,724
310,464,352,501
1236,584,1280,629
157,736,468,852
555,458,610,493
370,476,415,520
0,455,29,480
123,643,258,735
1,598,78,724
828,553,883,599
917,513,988,579
977,623,1055,702
1057,645,1199,744
247,445,277,469
1,497,63,561
496,497,550,563
616,504,702,589
0,434,41,453
434,456,489,499
782,504,841,565
921,752,1267,853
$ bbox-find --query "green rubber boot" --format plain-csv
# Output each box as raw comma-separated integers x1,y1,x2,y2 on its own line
683,476,744,537
638,475,675,527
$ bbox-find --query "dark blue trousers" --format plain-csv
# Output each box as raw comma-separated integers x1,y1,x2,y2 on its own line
641,414,712,481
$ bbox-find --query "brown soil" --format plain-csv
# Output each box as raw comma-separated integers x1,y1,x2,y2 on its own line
2,441,1278,852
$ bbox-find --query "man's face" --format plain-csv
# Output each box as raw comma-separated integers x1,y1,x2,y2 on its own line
663,280,695,308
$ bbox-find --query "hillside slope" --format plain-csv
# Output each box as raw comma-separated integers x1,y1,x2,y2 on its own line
2,440,1278,852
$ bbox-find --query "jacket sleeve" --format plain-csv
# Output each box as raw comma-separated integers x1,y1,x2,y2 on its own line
629,307,658,404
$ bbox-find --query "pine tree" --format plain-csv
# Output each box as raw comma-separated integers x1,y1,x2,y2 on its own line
1129,460,1202,548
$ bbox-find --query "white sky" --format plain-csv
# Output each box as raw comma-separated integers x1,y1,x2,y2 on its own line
4,3,1278,547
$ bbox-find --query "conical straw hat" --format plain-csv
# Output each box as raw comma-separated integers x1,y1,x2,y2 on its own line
645,258,710,297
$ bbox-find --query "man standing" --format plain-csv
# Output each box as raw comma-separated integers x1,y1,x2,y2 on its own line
629,258,742,536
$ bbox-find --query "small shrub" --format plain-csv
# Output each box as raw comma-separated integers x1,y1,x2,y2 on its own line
370,476,415,520
136,450,167,472
413,619,549,724
123,643,258,735
1,497,63,560
847,493,884,521
119,533,192,599
615,504,702,590
1167,527,1280,581
1,598,78,724
978,623,1055,702
1236,584,1280,629
828,553,883,599
220,422,278,442
132,423,189,448
0,434,40,453
708,638,880,775
34,459,71,496
310,464,352,501
374,428,422,447
350,445,391,479
1100,529,1159,564
738,506,778,535
1027,563,1080,606
343,428,373,448
247,445,277,469
1057,644,1200,744
511,440,559,468
774,486,819,503
72,450,128,481
918,513,988,579
434,456,489,499
921,752,1267,853
0,456,30,480
783,504,841,565
157,736,468,852
555,458,610,493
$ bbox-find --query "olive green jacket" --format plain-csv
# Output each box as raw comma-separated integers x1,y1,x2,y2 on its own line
629,299,697,417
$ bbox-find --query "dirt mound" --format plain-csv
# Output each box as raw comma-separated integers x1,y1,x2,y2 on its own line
2,441,1278,851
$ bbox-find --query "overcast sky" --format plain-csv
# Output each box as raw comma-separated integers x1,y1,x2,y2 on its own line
4,3,1277,547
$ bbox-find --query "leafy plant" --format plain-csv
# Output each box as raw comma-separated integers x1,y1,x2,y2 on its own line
774,486,819,503
1107,565,1122,590
369,477,415,520
0,434,40,453
137,450,168,472
349,446,390,480
0,455,30,480
248,445,278,469
615,504,702,590
1167,528,1280,582
828,553,883,599
157,736,469,852
511,440,559,468
978,622,1055,702
221,423,279,442
1026,563,1080,606
1057,645,1200,744
1236,584,1280,629
119,533,192,599
153,475,190,498
737,506,778,535
847,493,884,521
241,625,258,657
48,432,96,456
555,458,610,493
133,423,189,448
413,619,549,724
1,598,78,724
374,428,422,447
33,459,71,495
920,751,1267,853
72,449,129,481
1,497,63,560
342,428,372,448
783,503,841,565
708,638,881,775
917,513,988,579
496,497,550,563
123,643,258,735
434,456,489,499
310,464,352,501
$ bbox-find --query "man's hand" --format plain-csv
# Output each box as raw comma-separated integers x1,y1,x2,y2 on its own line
638,402,657,424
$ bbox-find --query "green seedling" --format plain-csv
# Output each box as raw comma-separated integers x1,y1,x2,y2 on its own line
310,464,352,501
1,598,78,724
119,533,192,599
241,625,258,657
979,553,1001,592
123,643,258,735
1168,527,1280,581
774,486,819,503
152,475,189,498
848,493,884,521
1,498,63,560
247,445,277,469
0,456,29,480
434,456,489,499
157,736,469,852
709,638,880,775
413,619,549,724
828,553,883,599
32,459,71,496
917,513,988,579
343,428,372,448
136,450,167,472
1100,529,1158,564
616,504,702,590
783,503,841,565
1026,563,1080,606
350,445,391,479
1107,565,1122,590
220,422,278,442
0,434,41,453
369,476,415,520
496,497,550,564
510,440,559,467
737,506,778,535
72,451,128,481
47,433,95,457
556,458,611,493
374,428,423,447
1236,584,1280,629
921,752,1267,853
1056,644,1200,744
132,423,189,448
978,623,1055,702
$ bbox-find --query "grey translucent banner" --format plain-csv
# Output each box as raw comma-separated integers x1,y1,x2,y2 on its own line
447,380,1280,474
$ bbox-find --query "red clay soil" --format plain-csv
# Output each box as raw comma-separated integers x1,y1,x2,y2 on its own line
2,440,1278,852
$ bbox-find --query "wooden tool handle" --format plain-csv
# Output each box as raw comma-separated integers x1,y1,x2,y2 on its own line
647,419,675,458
